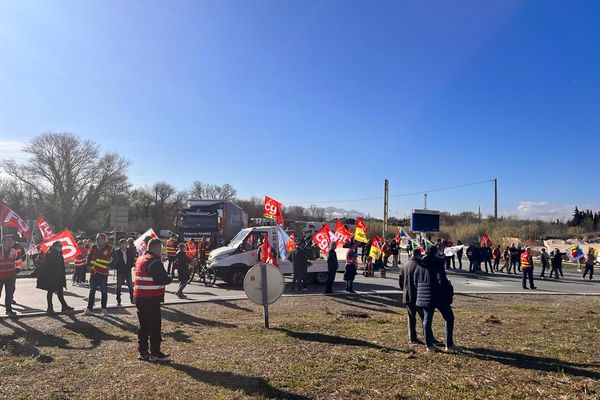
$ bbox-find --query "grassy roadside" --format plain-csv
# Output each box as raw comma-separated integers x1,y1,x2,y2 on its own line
1,294,599,399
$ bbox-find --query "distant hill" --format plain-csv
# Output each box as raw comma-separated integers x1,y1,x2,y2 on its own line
324,207,367,219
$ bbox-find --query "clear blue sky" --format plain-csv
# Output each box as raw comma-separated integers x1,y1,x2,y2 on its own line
1,0,599,220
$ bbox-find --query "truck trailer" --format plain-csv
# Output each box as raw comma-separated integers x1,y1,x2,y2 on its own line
175,200,248,245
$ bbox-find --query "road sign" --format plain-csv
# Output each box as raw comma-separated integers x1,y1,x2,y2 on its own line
243,263,285,306
109,205,129,229
411,209,440,232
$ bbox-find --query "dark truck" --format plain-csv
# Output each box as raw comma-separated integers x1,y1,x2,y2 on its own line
175,200,248,245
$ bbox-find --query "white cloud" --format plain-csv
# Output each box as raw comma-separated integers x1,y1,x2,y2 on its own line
0,140,27,161
514,201,576,221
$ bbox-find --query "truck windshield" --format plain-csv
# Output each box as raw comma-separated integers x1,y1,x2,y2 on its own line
180,215,218,229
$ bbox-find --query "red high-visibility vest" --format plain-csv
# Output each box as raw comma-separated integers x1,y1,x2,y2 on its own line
0,248,17,280
521,252,532,269
89,245,113,275
133,253,165,299
185,240,197,258
165,239,177,258
74,248,88,270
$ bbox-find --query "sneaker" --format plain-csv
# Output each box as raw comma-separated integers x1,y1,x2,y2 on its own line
5,310,17,318
137,353,150,361
445,345,461,353
61,306,74,312
117,301,122,306
531,286,537,290
149,352,171,362
82,308,93,316
176,294,187,299
46,308,56,315
101,309,109,317
523,287,529,290
426,346,439,353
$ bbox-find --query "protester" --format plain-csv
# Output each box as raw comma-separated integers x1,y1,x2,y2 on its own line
500,246,510,273
175,243,191,298
134,238,172,362
444,239,456,270
583,248,595,281
390,238,399,268
165,233,178,278
36,241,74,314
73,241,88,286
0,235,18,317
113,238,134,306
325,242,338,294
539,248,550,279
291,246,311,292
483,244,493,273
344,245,358,293
399,249,424,344
508,244,519,274
466,243,476,272
521,246,536,289
516,244,524,272
83,233,113,317
456,240,463,270
382,241,390,267
492,245,501,272
414,246,457,352
550,248,564,279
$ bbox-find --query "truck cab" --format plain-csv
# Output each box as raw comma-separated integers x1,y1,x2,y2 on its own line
207,226,348,286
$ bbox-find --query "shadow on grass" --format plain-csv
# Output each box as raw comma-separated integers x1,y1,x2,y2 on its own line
58,314,131,348
162,307,238,328
331,298,399,315
168,363,311,400
274,327,398,353
463,347,600,380
164,329,192,343
214,300,253,313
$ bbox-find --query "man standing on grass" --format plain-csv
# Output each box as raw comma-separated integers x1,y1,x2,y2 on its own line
399,249,424,344
521,246,536,290
134,238,172,362
0,235,18,317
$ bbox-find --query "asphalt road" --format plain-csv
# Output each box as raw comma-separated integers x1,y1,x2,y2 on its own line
3,254,598,317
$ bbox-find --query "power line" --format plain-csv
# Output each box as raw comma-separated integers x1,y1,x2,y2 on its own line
285,179,495,205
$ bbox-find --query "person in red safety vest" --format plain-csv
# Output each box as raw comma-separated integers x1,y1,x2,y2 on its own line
82,233,113,317
0,235,18,317
134,238,172,362
521,246,537,290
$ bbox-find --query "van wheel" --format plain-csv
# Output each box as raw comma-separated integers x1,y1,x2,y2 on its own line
313,272,328,285
230,269,247,287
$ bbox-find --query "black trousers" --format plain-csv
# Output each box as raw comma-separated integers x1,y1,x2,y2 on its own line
46,287,68,309
583,265,594,280
540,262,548,277
136,298,162,355
406,302,424,342
116,269,133,303
325,269,336,293
522,268,535,288
0,278,16,313
167,257,177,276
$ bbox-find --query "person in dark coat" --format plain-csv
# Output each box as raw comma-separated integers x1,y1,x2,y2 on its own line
344,245,358,292
325,242,338,294
456,240,464,269
414,246,456,352
175,243,191,298
113,239,134,305
399,249,424,343
466,244,476,272
550,248,564,279
36,241,73,314
291,246,311,292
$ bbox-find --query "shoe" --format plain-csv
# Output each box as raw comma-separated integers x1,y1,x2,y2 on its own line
149,352,171,362
522,287,529,289
531,286,537,290
101,309,109,317
5,310,16,318
176,293,187,299
82,308,92,316
426,346,439,353
433,339,445,347
582,277,586,280
445,345,461,353
137,353,150,361
117,301,121,306
62,306,74,312
46,308,56,315
409,339,424,345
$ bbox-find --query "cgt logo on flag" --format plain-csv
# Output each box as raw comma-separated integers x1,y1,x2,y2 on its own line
1,205,31,240
39,229,82,262
36,216,55,240
354,217,369,243
312,225,332,255
334,220,353,246
263,196,284,225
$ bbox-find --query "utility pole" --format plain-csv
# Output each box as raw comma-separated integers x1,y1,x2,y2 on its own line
478,206,481,225
494,178,498,220
383,179,389,239
424,193,428,210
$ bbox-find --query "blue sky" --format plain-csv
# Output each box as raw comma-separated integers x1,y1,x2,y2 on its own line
1,0,599,220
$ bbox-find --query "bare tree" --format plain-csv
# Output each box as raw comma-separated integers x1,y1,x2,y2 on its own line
189,181,237,200
2,132,129,230
306,204,326,221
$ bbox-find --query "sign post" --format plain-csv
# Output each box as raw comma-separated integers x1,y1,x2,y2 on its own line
109,205,129,246
243,263,285,329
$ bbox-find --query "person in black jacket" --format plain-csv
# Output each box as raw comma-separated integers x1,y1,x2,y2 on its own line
399,249,424,343
456,240,464,269
550,249,564,279
414,246,457,352
36,241,74,314
113,239,134,305
325,242,338,294
175,243,191,298
466,244,476,272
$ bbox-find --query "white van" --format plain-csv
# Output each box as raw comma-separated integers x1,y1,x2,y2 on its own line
207,226,348,286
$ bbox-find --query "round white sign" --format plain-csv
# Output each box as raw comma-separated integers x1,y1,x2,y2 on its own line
243,263,285,306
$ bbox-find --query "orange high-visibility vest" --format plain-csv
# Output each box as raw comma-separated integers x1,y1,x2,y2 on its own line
520,252,532,269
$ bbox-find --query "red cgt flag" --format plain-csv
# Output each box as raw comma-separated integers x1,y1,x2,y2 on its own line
312,224,332,255
39,229,82,262
480,233,493,247
356,217,369,234
334,220,353,246
36,216,55,241
1,204,31,240
263,196,284,225
260,234,278,267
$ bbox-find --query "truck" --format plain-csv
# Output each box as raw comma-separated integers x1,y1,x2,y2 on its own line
175,200,248,245
207,226,348,286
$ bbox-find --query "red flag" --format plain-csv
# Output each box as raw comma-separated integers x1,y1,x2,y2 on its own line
39,229,82,262
1,205,31,240
260,235,278,267
36,216,55,241
356,217,369,234
334,220,353,246
480,233,493,247
263,196,284,225
312,224,332,255
394,227,400,243
286,232,297,252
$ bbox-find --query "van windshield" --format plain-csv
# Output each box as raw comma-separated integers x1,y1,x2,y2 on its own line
228,229,251,248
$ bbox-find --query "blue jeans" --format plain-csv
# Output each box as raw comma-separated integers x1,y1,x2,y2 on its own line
422,304,454,347
87,274,108,310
